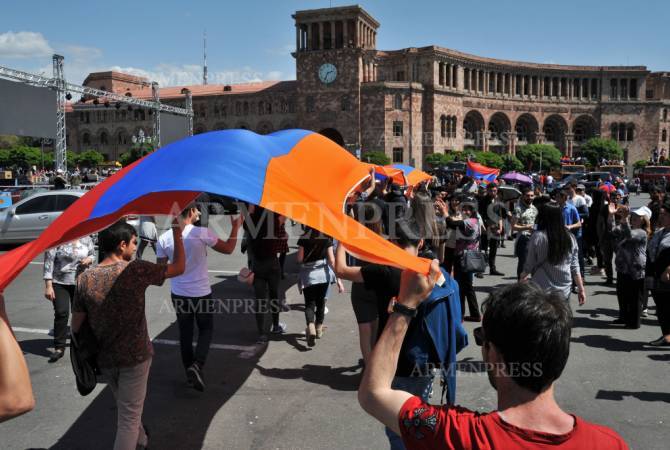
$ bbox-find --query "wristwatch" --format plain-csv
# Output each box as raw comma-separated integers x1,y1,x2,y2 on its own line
388,297,418,318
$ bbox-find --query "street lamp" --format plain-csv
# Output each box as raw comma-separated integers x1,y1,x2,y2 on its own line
131,129,155,158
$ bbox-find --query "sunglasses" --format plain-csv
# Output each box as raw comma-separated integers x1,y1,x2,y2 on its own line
473,327,484,346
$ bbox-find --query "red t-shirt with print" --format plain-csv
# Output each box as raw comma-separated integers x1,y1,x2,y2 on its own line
399,396,628,450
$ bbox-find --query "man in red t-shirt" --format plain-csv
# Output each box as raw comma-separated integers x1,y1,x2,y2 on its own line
358,264,629,449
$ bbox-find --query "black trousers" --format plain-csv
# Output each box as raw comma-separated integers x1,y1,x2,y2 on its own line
616,274,643,329
601,240,615,281
454,259,479,318
252,257,281,335
442,247,456,274
137,239,155,260
53,283,75,350
653,291,670,336
487,237,500,271
171,294,214,369
515,234,531,280
303,283,328,325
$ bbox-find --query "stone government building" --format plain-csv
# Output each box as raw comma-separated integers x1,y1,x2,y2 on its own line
66,5,670,170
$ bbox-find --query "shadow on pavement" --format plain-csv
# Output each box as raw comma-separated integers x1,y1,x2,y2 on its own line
50,275,270,450
570,335,649,352
648,354,670,362
255,362,362,391
595,390,670,403
19,338,55,358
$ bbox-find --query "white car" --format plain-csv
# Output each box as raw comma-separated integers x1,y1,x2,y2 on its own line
0,190,85,244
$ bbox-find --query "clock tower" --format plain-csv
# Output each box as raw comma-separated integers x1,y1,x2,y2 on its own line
293,5,379,151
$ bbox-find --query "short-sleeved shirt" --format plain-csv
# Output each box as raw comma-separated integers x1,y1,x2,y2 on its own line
297,233,333,263
399,396,629,450
562,203,582,238
73,260,166,369
156,224,218,297
513,203,538,238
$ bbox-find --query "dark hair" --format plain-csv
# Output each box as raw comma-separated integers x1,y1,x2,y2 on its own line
486,182,498,191
521,186,533,195
98,220,137,258
180,203,198,218
391,218,422,249
536,204,573,264
482,282,572,393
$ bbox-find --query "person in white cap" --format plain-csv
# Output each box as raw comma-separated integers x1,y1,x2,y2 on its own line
612,206,652,328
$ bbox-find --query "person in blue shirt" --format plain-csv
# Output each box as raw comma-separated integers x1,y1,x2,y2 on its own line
558,188,583,292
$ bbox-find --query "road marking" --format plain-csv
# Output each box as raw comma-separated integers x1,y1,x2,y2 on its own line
12,327,263,359
13,326,51,334
29,262,44,265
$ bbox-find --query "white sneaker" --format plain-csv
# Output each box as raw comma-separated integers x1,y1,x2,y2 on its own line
324,306,329,315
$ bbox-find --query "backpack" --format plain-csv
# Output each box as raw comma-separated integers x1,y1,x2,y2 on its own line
403,268,468,404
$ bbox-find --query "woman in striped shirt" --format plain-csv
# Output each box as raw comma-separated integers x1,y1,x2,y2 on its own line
520,204,586,304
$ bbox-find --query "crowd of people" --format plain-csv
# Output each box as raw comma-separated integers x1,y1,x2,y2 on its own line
2,165,670,449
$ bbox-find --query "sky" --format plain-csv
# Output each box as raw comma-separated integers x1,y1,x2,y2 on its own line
1,0,669,87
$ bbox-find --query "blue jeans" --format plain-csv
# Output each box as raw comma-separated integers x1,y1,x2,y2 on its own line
384,374,435,450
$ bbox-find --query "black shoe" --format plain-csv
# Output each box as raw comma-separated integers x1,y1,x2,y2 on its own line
48,348,65,363
648,337,670,347
474,273,484,279
186,363,205,392
605,279,615,286
611,318,625,325
490,269,504,276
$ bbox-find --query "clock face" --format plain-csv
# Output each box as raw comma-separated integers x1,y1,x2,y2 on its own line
318,63,337,84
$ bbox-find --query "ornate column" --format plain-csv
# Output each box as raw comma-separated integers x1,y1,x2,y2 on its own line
508,132,517,155
521,76,526,98
318,22,324,50
566,134,574,157
343,20,348,47
306,23,313,50
295,25,300,52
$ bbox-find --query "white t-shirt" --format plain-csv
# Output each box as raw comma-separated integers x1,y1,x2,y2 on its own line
156,224,219,297
569,194,587,211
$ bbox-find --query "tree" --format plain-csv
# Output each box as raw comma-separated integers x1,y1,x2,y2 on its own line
516,144,562,172
579,138,624,167
502,154,524,172
473,151,504,169
633,160,648,170
361,150,390,166
424,152,457,169
120,141,156,167
0,149,9,168
7,146,42,169
76,150,105,168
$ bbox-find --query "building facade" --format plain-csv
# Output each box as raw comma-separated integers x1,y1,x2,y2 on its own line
66,5,670,170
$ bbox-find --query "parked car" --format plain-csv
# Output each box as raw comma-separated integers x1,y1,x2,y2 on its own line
582,172,612,190
554,172,587,191
0,190,85,244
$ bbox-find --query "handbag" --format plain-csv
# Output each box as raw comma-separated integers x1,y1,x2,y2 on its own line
461,250,487,273
69,320,100,396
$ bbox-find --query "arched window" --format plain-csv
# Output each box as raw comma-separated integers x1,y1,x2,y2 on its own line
626,124,635,142
440,115,447,138
394,93,402,110
243,102,249,115
449,116,457,137
100,132,108,145
662,129,667,142
266,102,272,114
664,109,668,121
618,123,626,142
258,101,264,115
82,132,91,146
611,123,619,140
235,102,241,116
